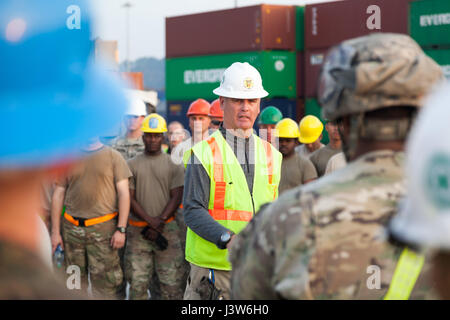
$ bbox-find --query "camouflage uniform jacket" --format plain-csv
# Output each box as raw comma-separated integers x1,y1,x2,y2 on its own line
112,136,145,161
230,150,437,299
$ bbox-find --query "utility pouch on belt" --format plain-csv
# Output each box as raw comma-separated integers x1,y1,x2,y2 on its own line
141,227,169,251
196,270,223,300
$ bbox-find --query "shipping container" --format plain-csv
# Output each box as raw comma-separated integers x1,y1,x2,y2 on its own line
166,100,192,132
297,51,305,97
304,48,330,98
296,6,305,51
297,98,305,123
260,98,298,123
305,0,409,50
410,0,450,48
166,51,297,101
120,72,144,90
425,48,450,80
166,5,296,58
305,98,329,145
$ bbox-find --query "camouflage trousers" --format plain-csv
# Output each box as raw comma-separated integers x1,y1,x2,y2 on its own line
175,208,189,289
62,218,124,299
149,209,189,300
124,221,185,300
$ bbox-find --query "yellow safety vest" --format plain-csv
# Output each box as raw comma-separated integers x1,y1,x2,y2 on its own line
185,130,282,271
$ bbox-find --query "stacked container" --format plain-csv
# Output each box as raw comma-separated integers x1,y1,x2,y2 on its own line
303,0,410,144
165,5,298,130
409,0,450,81
296,6,306,123
120,72,144,90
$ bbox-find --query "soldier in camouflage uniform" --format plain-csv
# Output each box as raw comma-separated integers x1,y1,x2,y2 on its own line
111,92,146,298
51,140,132,299
125,114,185,300
113,136,145,161
112,93,147,161
388,82,450,300
0,0,127,299
230,33,444,300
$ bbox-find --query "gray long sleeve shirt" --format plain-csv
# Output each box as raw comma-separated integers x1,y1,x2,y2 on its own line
183,126,255,247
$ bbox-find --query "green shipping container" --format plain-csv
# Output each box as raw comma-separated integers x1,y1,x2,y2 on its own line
304,98,329,145
166,51,296,101
410,0,450,47
296,6,305,51
425,48,450,80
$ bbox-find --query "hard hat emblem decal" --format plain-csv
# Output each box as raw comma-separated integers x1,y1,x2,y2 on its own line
243,77,254,90
149,118,159,129
425,153,450,209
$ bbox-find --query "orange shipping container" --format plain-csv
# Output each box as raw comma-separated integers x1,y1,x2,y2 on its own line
120,72,144,90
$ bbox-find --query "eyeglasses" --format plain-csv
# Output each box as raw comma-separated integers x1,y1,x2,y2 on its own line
211,120,221,126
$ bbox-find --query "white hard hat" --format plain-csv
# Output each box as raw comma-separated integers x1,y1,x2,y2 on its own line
389,82,450,250
126,91,147,116
213,62,269,99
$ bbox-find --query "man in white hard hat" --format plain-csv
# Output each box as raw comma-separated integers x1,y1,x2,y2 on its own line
229,33,444,300
182,62,282,300
112,92,148,160
389,83,450,300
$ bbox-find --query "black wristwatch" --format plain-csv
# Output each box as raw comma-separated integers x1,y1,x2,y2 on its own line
116,226,127,234
217,231,234,250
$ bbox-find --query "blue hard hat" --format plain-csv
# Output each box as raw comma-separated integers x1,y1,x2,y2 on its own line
0,0,127,169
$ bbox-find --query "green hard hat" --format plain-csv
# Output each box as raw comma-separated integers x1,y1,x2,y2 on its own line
259,106,283,125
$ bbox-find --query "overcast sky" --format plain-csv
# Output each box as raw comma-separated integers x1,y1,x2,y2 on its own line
91,0,333,62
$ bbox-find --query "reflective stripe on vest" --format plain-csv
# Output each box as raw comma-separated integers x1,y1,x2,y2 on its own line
183,148,192,168
206,136,275,221
261,139,277,200
384,247,425,300
185,130,281,270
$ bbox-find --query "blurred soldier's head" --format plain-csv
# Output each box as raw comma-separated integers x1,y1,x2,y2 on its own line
318,33,443,161
167,121,187,150
208,99,223,131
186,99,211,140
141,114,167,155
0,0,127,254
275,118,300,158
125,92,147,134
298,115,324,153
325,120,341,146
258,106,283,143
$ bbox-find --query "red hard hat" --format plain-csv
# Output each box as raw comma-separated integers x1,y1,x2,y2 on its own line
187,99,211,117
208,99,223,120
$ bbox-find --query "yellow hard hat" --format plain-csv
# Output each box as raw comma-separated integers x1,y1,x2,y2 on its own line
298,115,323,144
141,113,167,133
274,118,300,138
